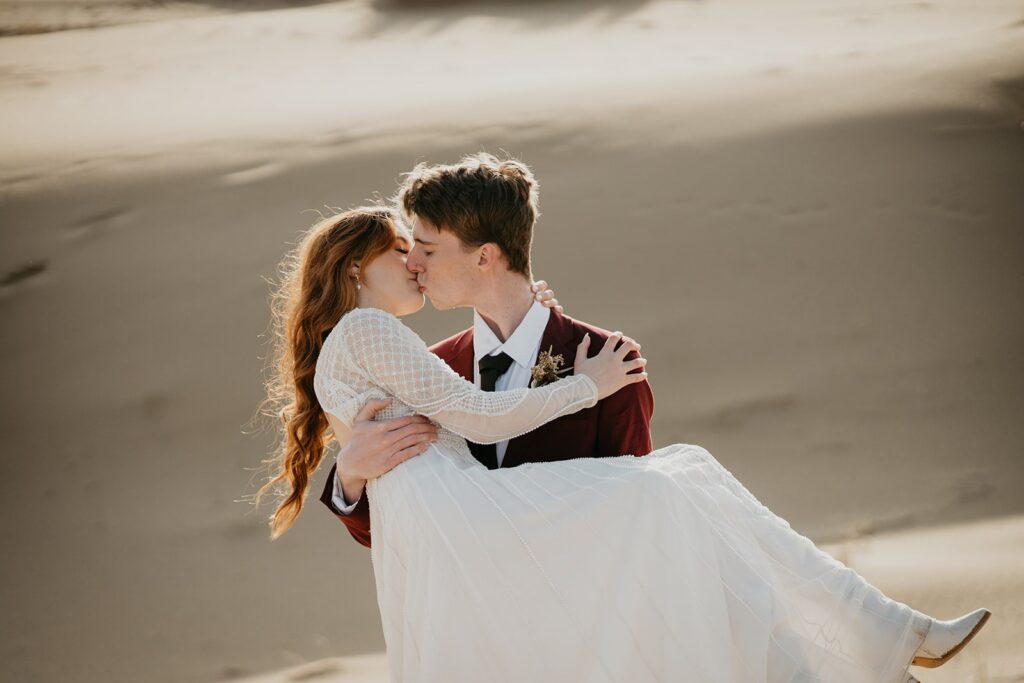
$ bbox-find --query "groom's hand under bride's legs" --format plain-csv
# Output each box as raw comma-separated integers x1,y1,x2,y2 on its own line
335,398,439,505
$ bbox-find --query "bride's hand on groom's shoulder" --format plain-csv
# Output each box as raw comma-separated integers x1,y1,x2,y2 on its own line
575,332,648,400
531,280,563,313
335,398,439,500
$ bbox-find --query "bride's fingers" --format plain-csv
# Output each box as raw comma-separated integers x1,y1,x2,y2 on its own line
604,332,623,354
626,357,647,372
614,338,640,359
576,333,591,356
535,288,554,301
628,371,649,383
531,282,560,306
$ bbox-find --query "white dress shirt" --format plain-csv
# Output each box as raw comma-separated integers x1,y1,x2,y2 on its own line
332,300,551,514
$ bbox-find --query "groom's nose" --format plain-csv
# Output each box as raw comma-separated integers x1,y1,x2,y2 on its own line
406,251,425,274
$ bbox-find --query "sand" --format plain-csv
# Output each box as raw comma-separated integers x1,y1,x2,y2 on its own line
1,1,1021,681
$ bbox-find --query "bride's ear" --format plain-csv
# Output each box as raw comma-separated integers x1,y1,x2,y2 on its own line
348,263,361,286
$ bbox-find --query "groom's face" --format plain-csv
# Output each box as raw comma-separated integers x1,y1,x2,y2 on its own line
406,214,480,311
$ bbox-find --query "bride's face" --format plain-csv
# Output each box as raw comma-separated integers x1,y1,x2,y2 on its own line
356,232,426,317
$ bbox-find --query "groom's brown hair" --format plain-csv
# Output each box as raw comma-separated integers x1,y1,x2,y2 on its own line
397,152,539,278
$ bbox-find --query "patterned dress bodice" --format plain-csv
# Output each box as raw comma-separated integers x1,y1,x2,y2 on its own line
313,307,600,466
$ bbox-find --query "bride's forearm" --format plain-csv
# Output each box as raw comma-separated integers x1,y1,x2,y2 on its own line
434,373,599,444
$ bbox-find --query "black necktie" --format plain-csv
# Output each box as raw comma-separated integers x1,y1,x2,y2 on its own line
475,352,515,470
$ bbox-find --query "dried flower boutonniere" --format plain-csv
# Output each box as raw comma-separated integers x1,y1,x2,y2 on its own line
530,346,573,388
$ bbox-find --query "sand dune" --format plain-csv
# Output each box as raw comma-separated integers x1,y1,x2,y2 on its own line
0,0,339,37
0,1,1021,682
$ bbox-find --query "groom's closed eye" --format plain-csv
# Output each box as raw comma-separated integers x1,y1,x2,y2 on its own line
413,238,435,256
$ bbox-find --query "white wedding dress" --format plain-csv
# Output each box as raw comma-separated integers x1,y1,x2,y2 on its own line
314,307,932,683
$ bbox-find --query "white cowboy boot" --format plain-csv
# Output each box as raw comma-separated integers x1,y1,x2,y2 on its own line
911,607,991,668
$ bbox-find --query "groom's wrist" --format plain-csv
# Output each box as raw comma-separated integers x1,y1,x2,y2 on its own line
338,470,367,506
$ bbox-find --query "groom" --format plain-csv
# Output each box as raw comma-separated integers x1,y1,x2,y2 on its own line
320,152,656,548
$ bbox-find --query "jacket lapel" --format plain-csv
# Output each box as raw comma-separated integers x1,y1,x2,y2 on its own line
501,308,575,466
434,311,578,468
436,328,475,382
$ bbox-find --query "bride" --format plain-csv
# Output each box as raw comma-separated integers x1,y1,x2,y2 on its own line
255,206,990,682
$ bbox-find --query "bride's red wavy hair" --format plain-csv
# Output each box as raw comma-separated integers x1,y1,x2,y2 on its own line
253,205,401,539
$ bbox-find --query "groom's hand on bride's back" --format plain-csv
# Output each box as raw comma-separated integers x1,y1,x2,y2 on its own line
335,398,439,504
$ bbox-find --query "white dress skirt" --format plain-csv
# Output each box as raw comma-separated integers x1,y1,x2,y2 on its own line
314,307,932,683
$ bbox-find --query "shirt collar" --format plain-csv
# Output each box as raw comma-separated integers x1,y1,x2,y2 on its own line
473,299,551,369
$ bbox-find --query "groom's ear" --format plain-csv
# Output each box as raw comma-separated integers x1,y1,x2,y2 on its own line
477,243,503,271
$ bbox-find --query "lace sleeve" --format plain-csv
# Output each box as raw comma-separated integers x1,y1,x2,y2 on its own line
334,307,599,444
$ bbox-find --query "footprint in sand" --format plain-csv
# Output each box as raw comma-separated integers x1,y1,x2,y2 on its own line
63,206,130,241
698,392,798,430
285,660,344,681
140,391,172,420
220,162,284,187
925,199,983,222
0,259,48,296
779,203,828,220
954,472,995,505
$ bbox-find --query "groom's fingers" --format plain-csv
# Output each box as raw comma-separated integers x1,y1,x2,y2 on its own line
354,397,392,423
388,439,433,468
385,422,438,448
382,414,433,433
390,431,437,453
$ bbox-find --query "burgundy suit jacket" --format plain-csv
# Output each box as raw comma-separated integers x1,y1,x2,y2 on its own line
319,307,656,548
